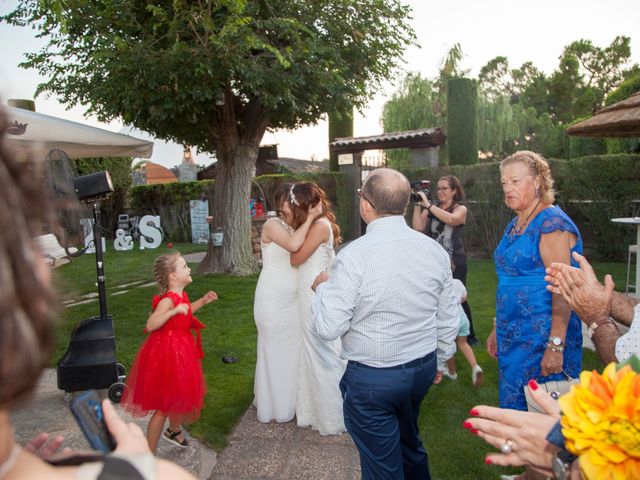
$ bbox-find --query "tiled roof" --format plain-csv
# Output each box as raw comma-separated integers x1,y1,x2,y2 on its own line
330,128,446,153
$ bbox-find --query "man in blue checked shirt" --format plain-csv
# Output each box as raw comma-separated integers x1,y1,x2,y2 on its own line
311,168,459,480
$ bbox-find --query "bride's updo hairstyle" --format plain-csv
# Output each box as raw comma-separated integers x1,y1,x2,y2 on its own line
289,182,341,245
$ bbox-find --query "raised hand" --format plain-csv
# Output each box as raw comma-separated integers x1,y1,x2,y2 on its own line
308,201,324,219
201,291,218,304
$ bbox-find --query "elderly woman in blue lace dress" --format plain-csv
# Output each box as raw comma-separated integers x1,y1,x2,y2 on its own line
486,151,583,412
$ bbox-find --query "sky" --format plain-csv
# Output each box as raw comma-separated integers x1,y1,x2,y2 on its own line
1,0,639,168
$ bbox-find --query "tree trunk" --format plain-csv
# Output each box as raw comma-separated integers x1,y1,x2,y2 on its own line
197,142,260,275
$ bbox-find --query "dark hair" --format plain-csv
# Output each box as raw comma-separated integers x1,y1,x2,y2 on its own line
0,108,58,408
289,182,341,245
440,175,465,203
273,182,293,220
363,168,410,215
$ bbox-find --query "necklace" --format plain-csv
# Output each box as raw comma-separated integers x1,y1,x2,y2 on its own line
510,199,542,237
0,445,21,479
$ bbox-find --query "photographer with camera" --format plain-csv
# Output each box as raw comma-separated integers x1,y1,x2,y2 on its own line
411,175,478,347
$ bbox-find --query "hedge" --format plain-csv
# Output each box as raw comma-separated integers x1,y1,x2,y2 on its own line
405,154,640,261
128,173,352,243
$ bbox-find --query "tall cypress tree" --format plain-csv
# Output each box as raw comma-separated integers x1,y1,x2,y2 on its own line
447,78,478,165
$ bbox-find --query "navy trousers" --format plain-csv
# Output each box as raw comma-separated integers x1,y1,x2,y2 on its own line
340,352,437,480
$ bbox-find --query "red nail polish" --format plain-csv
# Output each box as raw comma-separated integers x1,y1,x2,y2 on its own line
485,457,492,465
469,408,479,416
528,379,539,391
463,421,473,429
471,428,479,435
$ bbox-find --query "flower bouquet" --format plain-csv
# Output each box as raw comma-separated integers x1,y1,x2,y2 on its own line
559,355,640,480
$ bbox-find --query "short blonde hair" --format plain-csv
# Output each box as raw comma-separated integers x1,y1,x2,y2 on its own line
500,150,555,203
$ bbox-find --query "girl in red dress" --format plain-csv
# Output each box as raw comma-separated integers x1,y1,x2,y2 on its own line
122,252,218,453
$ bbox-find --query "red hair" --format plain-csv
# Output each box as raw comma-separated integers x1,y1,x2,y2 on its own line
289,182,341,245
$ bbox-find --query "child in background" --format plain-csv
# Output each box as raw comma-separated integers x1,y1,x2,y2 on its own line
122,252,218,453
443,279,484,387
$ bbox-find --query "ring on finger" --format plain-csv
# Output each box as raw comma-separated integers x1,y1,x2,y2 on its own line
500,439,513,454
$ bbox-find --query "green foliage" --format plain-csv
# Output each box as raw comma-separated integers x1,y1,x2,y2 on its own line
5,0,415,151
605,74,640,106
562,36,639,112
404,154,640,260
566,118,607,158
447,78,478,165
604,75,640,155
73,157,132,238
477,95,518,158
328,110,354,171
382,72,439,169
479,57,543,103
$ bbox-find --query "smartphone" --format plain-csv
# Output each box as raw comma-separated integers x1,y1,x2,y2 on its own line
69,390,116,453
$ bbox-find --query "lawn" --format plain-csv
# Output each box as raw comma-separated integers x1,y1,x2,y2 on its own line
52,245,628,478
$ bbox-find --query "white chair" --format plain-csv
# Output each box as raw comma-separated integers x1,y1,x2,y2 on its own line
626,244,637,294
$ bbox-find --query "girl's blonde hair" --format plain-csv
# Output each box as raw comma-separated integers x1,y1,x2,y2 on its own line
153,252,182,292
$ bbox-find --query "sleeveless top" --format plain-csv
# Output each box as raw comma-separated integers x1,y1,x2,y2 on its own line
428,203,466,267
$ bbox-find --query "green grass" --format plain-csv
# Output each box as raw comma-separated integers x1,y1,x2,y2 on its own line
52,250,628,476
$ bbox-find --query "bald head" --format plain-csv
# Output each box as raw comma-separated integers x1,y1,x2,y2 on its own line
362,168,411,216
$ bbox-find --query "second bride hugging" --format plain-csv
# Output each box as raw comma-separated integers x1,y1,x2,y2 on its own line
254,182,346,435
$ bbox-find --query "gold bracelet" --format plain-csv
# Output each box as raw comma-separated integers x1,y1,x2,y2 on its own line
587,317,617,338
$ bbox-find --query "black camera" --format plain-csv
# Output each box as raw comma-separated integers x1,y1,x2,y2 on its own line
410,180,433,203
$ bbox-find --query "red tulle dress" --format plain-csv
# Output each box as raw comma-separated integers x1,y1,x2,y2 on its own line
122,291,206,422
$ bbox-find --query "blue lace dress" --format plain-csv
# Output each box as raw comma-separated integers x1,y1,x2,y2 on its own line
493,206,583,410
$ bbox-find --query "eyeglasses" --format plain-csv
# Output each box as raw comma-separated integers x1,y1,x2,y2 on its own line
356,188,376,210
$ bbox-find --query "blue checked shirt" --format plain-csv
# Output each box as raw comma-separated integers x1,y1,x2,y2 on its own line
312,215,459,370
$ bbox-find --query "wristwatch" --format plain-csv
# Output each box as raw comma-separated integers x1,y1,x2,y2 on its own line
549,336,564,347
552,449,577,480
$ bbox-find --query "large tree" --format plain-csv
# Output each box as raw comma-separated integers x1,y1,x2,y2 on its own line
4,0,414,274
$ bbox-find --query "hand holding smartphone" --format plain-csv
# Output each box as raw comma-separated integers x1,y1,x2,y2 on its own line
69,390,116,453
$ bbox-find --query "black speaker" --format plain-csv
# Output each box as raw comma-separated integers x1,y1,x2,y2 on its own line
73,171,114,201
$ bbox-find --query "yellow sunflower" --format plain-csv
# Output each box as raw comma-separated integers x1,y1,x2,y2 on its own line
559,362,640,480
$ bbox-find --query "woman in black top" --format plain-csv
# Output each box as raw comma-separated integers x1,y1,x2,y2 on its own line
411,175,478,345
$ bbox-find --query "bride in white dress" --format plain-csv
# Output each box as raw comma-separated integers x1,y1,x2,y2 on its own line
253,183,322,423
289,183,346,435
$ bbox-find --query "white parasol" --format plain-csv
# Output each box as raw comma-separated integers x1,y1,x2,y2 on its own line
4,106,153,159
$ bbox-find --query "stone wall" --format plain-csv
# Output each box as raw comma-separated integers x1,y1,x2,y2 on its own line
251,215,267,263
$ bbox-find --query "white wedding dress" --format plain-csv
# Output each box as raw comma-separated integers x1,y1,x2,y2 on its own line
253,217,301,423
296,218,346,435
